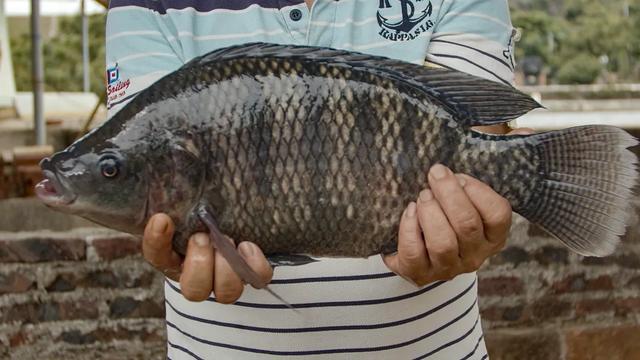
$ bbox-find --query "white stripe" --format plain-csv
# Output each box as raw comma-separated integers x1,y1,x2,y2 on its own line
166,3,282,16
426,37,515,83
426,53,511,84
165,29,287,41
428,40,512,69
439,11,512,29
340,31,430,51
106,30,163,43
116,52,179,64
430,32,512,48
310,15,395,28
107,5,155,15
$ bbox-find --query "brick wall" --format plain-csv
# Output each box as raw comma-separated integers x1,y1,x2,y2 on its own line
0,230,167,359
481,209,640,360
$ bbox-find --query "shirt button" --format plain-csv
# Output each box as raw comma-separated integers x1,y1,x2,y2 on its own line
289,9,303,21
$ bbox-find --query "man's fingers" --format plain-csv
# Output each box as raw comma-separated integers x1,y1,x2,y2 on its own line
238,241,274,287
415,189,460,275
457,174,512,248
383,202,430,285
142,213,182,281
180,233,214,302
428,164,484,257
214,237,244,304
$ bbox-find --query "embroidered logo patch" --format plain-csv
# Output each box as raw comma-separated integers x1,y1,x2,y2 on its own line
106,63,131,108
377,0,434,42
106,63,120,85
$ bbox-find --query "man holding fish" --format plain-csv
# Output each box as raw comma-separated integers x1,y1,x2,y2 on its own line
63,0,631,358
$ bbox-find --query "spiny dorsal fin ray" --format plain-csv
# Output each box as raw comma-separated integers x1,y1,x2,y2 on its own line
189,42,541,127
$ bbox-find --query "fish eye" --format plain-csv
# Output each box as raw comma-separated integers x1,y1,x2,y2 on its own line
99,157,120,179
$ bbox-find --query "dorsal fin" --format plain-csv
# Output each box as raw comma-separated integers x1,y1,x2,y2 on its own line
188,42,541,126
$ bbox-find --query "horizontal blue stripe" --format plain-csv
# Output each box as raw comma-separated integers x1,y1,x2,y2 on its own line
106,9,289,42
270,272,397,284
166,11,287,36
109,0,304,13
166,298,478,356
166,279,447,309
166,279,476,333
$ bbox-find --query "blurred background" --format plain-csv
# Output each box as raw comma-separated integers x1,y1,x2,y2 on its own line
0,0,638,359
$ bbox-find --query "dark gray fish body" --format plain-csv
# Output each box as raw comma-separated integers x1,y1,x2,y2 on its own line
38,43,638,264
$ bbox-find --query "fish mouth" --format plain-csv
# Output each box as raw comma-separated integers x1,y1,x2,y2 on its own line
35,170,77,207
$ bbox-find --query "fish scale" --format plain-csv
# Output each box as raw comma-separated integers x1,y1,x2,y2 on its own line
201,59,474,256
38,43,637,293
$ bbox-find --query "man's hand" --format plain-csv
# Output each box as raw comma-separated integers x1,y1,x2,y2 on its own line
142,214,273,303
383,127,534,286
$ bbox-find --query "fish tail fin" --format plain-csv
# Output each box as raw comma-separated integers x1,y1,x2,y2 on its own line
514,125,638,256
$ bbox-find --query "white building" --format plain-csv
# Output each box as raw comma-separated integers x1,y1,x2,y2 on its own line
0,0,16,113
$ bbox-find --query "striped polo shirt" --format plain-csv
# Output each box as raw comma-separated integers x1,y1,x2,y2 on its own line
105,1,516,359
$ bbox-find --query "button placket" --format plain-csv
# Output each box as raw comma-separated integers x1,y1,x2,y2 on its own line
305,0,338,47
280,3,309,43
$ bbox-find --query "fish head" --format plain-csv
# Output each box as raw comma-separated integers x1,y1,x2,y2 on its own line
36,145,150,234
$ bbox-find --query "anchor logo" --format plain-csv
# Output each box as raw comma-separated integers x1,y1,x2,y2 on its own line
377,0,434,41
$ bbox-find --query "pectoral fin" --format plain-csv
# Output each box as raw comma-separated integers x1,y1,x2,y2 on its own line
196,204,296,310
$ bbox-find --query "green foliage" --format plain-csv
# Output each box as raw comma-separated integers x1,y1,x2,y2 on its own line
511,0,640,84
10,14,106,96
511,10,564,65
556,53,602,84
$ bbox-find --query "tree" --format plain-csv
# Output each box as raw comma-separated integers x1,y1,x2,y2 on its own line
10,14,106,96
510,0,640,84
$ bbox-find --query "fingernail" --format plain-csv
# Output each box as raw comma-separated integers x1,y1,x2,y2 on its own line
419,190,433,203
406,202,417,218
455,174,466,187
193,233,210,247
238,242,256,257
151,216,168,235
429,164,449,180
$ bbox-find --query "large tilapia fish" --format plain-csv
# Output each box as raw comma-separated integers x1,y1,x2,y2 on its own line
37,43,638,291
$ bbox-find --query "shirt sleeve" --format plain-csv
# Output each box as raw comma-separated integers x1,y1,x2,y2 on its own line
105,4,185,116
426,0,516,85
